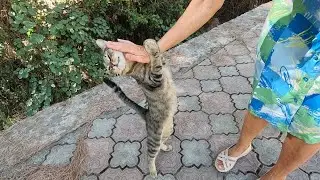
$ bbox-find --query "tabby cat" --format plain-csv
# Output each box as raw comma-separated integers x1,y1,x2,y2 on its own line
96,39,177,177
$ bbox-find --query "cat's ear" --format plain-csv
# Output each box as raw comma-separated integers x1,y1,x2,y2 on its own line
96,39,107,50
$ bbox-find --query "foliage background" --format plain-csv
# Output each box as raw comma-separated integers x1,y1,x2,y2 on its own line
0,0,270,130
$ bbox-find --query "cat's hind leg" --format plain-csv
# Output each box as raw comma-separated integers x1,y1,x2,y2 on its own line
146,124,162,177
160,118,174,152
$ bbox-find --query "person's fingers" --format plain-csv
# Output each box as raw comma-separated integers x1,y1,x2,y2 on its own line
124,53,150,63
106,41,147,56
117,39,135,45
106,41,142,54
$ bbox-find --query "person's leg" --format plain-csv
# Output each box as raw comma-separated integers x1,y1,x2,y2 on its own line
217,111,268,170
261,134,320,180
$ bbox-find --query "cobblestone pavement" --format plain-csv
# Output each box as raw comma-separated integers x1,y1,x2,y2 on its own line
25,4,320,180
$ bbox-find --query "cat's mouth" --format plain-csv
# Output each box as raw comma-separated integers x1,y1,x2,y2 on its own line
107,53,120,70
109,62,117,70
108,62,122,76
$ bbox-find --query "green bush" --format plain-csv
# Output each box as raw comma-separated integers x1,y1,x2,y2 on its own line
1,0,269,129
6,0,188,116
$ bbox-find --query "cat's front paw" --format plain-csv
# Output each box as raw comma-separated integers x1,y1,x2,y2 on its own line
149,170,158,178
149,160,157,178
160,144,173,152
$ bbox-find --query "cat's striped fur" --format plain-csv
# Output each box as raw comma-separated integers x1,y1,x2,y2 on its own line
97,39,177,177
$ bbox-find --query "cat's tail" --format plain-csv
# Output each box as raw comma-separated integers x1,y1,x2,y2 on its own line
103,78,147,117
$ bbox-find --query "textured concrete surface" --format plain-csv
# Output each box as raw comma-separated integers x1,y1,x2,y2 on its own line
88,118,116,138
1,3,318,180
42,144,76,166
181,139,212,167
110,141,141,168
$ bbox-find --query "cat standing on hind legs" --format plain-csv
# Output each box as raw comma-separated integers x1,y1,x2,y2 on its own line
96,39,177,177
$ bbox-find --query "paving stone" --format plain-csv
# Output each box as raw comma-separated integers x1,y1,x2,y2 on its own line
99,168,143,180
210,49,237,67
88,118,116,138
218,66,239,76
112,114,146,142
250,52,257,60
300,152,320,173
252,22,265,36
175,111,211,140
28,148,50,165
287,169,309,180
258,165,272,177
81,175,98,180
248,77,254,85
144,174,176,180
241,29,258,39
200,92,235,114
225,172,258,180
125,108,136,114
176,167,223,180
166,42,205,74
220,76,252,94
0,83,126,174
253,138,282,166
225,41,250,56
174,69,194,79
242,35,259,53
42,144,76,165
110,141,141,168
222,18,257,37
233,55,254,63
209,114,239,134
200,80,222,92
193,65,221,80
177,96,201,112
111,76,145,103
181,139,212,167
139,136,182,174
236,63,255,78
310,173,320,180
204,26,236,46
58,125,86,145
231,151,261,173
233,110,247,128
188,33,223,55
85,138,115,174
198,59,212,66
231,94,251,110
258,124,281,139
175,79,202,96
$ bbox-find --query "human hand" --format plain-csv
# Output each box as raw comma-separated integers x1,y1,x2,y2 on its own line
106,39,150,63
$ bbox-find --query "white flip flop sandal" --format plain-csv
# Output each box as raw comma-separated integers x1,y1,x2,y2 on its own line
215,144,252,172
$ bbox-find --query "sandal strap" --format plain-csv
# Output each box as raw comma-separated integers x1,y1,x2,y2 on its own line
215,144,252,172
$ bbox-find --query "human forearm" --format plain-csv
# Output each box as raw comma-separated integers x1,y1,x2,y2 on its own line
158,0,224,52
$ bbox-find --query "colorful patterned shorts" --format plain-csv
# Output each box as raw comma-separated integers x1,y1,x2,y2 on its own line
248,0,320,144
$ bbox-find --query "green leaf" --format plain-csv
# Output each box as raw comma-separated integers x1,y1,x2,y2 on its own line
79,21,85,26
56,23,64,30
28,8,37,16
11,4,20,12
23,21,36,30
18,69,29,79
29,33,45,44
